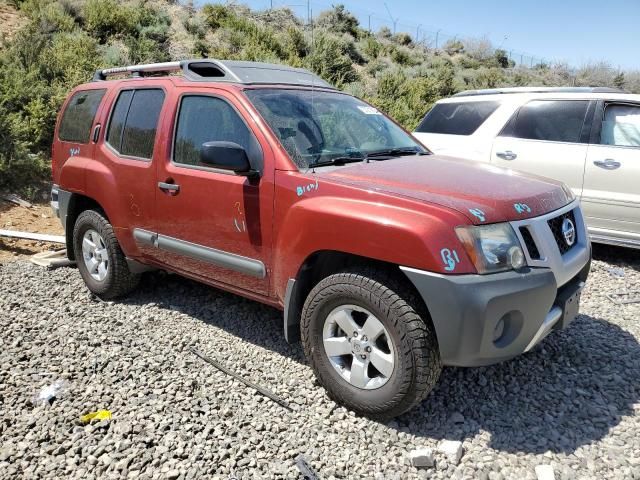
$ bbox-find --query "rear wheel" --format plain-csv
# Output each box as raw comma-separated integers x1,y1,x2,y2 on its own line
301,268,442,419
73,210,140,299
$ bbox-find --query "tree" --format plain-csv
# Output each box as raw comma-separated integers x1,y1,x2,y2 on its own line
613,72,625,89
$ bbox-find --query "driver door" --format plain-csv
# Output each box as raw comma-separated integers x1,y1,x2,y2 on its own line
151,90,274,296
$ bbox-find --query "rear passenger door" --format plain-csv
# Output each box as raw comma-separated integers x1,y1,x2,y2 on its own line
491,99,593,197
96,86,166,255
582,101,640,240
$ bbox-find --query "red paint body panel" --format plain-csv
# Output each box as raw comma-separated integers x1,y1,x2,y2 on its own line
314,155,572,224
53,77,573,311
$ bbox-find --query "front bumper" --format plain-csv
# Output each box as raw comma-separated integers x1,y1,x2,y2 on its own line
402,262,590,366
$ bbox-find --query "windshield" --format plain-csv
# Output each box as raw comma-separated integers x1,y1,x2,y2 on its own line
244,88,426,170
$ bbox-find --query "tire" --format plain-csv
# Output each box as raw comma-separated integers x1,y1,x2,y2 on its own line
301,267,442,419
73,209,140,299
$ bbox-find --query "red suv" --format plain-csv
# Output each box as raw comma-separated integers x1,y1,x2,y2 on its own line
51,59,591,418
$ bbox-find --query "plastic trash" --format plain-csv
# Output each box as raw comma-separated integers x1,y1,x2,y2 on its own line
80,410,112,423
31,379,69,406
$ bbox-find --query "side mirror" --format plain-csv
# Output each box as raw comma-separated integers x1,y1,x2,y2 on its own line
200,141,254,175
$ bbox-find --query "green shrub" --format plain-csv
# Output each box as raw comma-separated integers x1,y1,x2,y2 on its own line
1,0,638,193
306,33,358,87
315,4,360,37
360,36,380,59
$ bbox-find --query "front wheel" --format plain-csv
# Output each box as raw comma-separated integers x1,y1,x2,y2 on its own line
73,210,140,299
301,268,442,419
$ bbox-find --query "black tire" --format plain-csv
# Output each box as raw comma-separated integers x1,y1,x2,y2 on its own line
301,267,442,419
73,209,140,299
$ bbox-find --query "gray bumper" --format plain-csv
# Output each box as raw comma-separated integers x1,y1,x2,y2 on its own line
401,264,589,367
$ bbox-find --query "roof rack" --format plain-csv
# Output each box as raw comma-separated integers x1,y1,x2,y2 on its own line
92,59,336,89
453,86,626,97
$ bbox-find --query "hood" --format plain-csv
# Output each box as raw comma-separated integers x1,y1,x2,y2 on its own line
314,155,573,224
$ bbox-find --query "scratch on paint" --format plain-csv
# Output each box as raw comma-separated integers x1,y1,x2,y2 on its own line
233,202,246,233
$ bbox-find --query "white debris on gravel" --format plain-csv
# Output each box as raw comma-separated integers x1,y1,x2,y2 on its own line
0,245,639,479
408,448,434,468
535,464,556,480
437,440,464,465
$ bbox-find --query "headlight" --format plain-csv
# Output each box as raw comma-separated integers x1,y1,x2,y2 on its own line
455,223,526,274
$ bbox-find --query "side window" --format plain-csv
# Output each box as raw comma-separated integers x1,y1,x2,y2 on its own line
106,89,165,159
106,90,133,151
173,95,255,167
501,100,589,143
601,104,640,148
415,101,500,135
58,89,106,143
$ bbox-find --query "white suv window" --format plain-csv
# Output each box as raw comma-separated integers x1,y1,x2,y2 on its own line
501,100,589,144
415,101,500,136
601,104,640,148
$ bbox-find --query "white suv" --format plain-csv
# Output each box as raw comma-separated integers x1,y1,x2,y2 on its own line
413,87,640,249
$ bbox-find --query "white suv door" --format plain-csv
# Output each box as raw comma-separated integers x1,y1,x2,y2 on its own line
490,99,592,197
582,101,640,244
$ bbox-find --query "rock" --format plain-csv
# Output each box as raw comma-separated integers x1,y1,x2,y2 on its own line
438,440,463,465
408,448,435,468
535,464,555,480
0,254,638,480
450,412,465,424
166,469,180,479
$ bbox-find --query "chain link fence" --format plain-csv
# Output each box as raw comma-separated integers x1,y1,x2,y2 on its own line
212,0,551,68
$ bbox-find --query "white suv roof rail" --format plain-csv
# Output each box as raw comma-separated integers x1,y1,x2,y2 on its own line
92,58,336,89
452,86,625,97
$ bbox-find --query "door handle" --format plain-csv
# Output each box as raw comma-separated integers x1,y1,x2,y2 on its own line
92,124,101,143
158,181,180,193
593,159,621,170
496,150,517,160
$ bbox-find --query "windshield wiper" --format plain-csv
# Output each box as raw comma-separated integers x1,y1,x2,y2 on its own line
308,148,427,169
308,156,365,168
365,148,428,160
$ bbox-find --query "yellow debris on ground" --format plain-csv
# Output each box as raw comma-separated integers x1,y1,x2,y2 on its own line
80,410,112,423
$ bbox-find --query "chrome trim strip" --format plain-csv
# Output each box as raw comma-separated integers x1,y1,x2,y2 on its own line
133,228,265,278
524,306,562,352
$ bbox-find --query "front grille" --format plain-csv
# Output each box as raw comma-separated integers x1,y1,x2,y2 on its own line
547,209,578,255
519,226,540,259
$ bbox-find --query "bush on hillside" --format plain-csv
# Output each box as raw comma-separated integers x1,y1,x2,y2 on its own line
1,0,639,195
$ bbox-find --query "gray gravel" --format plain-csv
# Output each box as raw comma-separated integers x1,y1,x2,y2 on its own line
1,245,639,479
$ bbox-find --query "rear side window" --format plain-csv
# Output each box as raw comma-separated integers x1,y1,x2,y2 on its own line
173,95,255,167
415,101,500,135
601,104,640,148
501,100,589,144
58,89,106,143
106,89,165,159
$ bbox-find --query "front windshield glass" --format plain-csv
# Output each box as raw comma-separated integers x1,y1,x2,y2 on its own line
244,88,426,170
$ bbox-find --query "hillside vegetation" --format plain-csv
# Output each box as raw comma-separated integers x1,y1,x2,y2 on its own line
1,0,638,195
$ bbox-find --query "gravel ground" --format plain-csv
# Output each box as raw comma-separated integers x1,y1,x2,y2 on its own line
1,245,639,480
